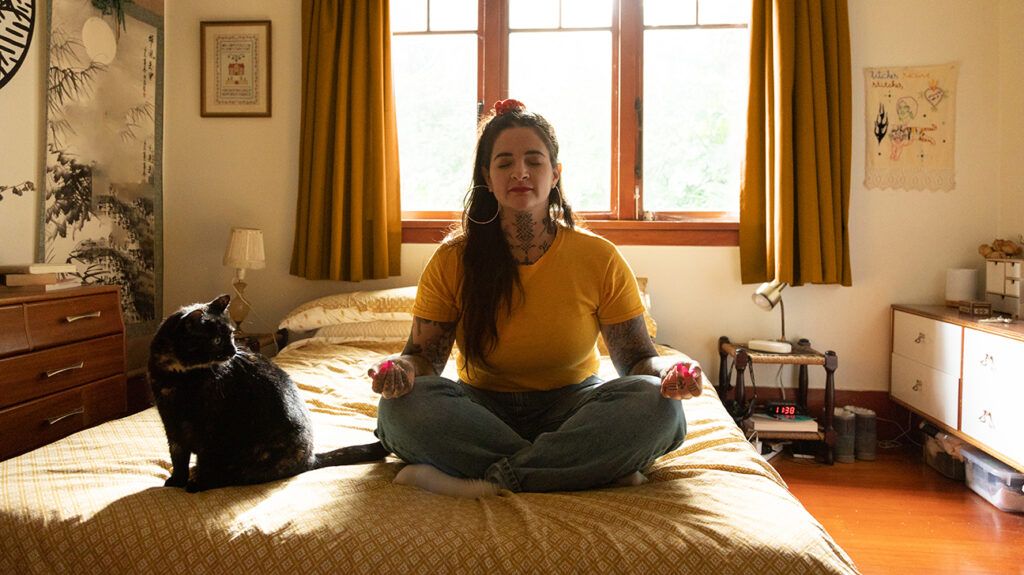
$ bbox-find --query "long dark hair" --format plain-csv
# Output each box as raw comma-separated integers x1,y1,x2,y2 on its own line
447,104,578,370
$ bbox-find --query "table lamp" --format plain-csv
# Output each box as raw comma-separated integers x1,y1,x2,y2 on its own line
748,279,793,353
222,227,265,327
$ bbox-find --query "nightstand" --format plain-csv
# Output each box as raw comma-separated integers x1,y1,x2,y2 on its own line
234,331,280,358
718,336,838,464
0,285,128,460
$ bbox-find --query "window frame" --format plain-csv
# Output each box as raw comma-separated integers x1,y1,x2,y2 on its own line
397,0,742,246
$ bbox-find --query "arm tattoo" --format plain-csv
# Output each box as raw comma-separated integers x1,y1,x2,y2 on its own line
402,317,457,375
601,315,658,377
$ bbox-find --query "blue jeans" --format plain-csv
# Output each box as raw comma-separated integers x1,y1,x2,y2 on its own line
375,375,686,493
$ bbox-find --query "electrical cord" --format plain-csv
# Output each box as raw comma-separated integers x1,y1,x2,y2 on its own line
877,411,919,449
231,283,269,332
774,364,785,401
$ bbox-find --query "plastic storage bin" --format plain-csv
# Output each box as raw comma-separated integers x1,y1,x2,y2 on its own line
923,435,965,481
961,446,1024,513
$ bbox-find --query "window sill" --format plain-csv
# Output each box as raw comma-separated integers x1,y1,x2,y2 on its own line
401,219,739,246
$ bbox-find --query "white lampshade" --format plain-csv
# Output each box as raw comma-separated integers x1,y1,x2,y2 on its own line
752,279,787,310
223,228,266,270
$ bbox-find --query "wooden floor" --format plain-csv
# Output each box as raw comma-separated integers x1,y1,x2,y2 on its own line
772,445,1024,575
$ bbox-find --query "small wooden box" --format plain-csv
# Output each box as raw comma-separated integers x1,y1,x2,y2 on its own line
957,300,992,318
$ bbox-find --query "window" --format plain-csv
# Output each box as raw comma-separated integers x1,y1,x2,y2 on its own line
391,0,749,245
390,0,479,212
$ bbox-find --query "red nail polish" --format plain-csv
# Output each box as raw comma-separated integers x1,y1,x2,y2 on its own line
676,363,692,378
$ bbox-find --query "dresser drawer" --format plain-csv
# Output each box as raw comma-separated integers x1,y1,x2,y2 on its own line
962,329,1024,463
0,334,125,409
1006,277,1021,297
0,374,127,460
985,261,1003,294
892,311,961,375
26,293,123,349
1007,261,1022,279
0,304,29,357
891,353,959,429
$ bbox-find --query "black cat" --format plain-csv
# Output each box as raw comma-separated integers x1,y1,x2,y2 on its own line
148,294,388,492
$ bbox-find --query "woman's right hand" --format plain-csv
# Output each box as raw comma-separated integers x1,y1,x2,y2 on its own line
659,361,703,400
368,357,415,398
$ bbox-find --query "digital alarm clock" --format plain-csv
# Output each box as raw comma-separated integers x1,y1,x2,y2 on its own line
764,401,801,419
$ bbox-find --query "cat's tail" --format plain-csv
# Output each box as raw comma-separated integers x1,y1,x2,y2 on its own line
313,441,390,468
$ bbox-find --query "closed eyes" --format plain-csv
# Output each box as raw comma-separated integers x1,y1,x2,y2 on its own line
493,150,547,164
496,160,544,169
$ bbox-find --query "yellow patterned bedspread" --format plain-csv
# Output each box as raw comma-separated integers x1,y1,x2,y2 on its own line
0,340,858,574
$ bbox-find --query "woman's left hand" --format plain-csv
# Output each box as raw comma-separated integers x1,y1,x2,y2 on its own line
660,361,703,400
368,357,416,399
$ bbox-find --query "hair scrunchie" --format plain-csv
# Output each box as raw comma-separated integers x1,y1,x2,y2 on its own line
493,99,525,116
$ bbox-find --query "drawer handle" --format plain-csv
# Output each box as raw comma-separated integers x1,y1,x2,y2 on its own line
45,361,85,378
978,410,995,428
45,407,84,426
914,332,926,344
65,311,102,323
912,380,923,391
980,354,994,367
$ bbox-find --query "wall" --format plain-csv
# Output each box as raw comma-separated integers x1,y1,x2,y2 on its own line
998,0,1024,239
0,4,44,260
160,0,430,336
2,0,1019,393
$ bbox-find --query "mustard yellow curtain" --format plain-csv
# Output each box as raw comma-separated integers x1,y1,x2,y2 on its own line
739,0,852,286
291,0,401,281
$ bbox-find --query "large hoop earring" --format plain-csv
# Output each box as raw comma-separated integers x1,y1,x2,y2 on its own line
466,185,500,225
467,204,500,225
548,186,564,219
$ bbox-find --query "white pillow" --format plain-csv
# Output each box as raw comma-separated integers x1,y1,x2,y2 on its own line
279,286,417,331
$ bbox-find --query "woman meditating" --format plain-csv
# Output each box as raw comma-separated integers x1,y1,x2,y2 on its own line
368,99,703,498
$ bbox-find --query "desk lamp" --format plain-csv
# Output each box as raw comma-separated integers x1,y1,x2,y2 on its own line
749,279,793,353
222,227,265,328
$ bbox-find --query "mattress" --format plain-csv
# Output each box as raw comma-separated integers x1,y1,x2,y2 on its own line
0,338,859,574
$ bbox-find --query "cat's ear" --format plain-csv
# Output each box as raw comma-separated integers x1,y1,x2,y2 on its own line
207,294,231,315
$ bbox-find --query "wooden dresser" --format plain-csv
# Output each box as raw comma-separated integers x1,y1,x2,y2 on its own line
891,304,1024,472
0,285,127,461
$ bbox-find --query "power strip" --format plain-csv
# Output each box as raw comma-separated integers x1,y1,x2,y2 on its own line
748,339,793,353
762,442,785,462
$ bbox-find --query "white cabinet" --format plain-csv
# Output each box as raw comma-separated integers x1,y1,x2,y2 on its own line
962,329,1024,465
891,311,961,428
891,305,1024,472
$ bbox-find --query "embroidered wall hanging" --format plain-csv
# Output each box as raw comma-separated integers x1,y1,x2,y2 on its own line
864,62,958,191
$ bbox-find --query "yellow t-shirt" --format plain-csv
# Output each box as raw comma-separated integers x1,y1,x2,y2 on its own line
413,227,645,392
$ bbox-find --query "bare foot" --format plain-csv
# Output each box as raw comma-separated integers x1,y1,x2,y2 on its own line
394,464,500,498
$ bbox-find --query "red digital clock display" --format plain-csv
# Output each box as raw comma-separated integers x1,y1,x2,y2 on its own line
766,402,799,418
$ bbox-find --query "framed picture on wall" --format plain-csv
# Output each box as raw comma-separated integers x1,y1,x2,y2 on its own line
200,20,271,117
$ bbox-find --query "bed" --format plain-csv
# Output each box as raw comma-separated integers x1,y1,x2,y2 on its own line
0,287,859,574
